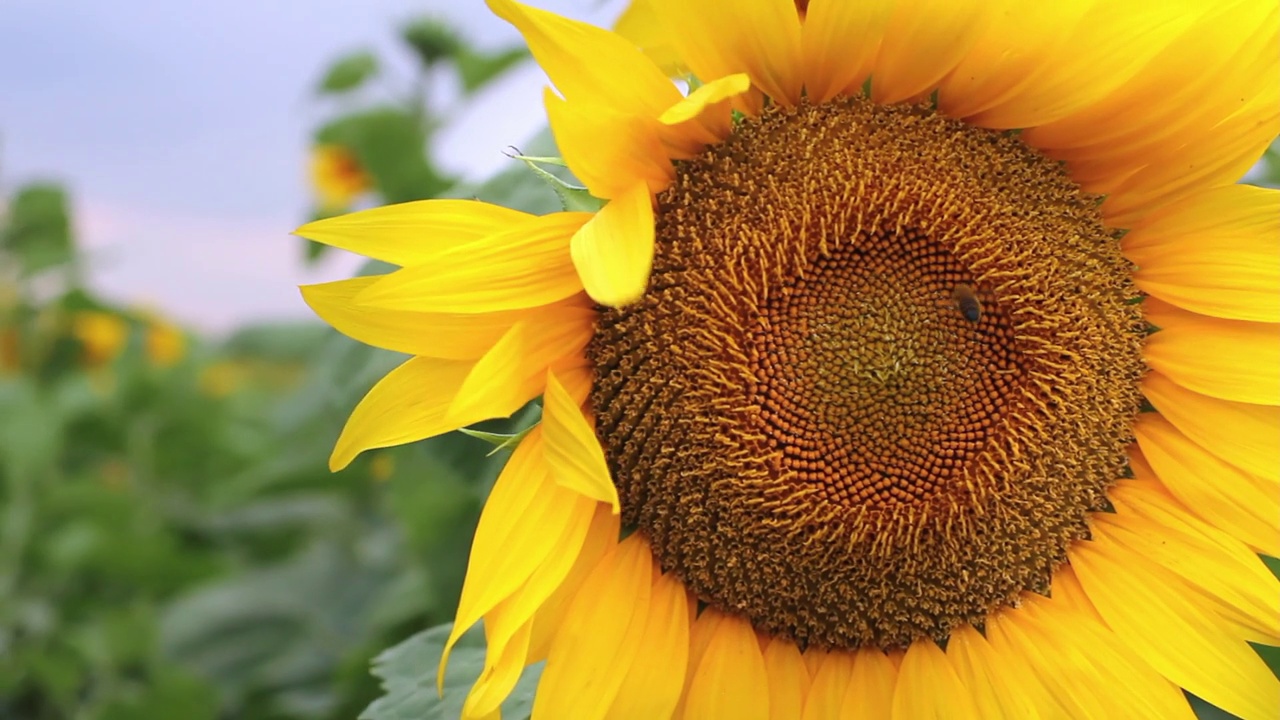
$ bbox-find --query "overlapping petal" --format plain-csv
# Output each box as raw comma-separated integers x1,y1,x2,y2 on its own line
1124,184,1280,323
530,534,653,719
649,0,802,108
1134,416,1280,556
356,212,591,313
294,199,529,266
680,610,771,720
1142,372,1280,483
1071,534,1280,720
570,182,655,307
1143,297,1280,405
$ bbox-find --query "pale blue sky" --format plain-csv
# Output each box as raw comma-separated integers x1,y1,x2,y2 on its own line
0,0,617,332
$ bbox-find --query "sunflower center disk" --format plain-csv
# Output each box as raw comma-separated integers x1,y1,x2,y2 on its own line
587,97,1146,650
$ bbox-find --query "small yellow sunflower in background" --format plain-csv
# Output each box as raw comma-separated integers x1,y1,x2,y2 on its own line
310,143,371,211
298,0,1280,717
71,310,130,368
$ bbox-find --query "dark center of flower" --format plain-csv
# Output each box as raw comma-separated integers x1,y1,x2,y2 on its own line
586,96,1146,650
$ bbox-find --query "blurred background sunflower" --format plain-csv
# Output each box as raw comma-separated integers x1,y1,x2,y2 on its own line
2,1,1278,719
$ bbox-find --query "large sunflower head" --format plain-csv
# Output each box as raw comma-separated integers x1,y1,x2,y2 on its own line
297,1,1280,717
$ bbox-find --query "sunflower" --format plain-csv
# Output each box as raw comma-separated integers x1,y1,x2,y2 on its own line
310,143,372,211
297,0,1280,717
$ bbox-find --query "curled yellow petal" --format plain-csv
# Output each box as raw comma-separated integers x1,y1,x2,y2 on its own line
570,182,655,307
542,369,620,511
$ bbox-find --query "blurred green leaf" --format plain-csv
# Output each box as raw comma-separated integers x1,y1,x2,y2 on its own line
1,183,75,276
361,623,541,720
400,18,463,67
455,46,529,94
318,51,380,94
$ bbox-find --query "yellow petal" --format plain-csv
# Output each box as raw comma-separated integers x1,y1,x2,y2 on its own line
1142,372,1280,483
674,609,728,720
984,606,1098,718
945,624,1040,720
1124,184,1280,323
301,276,574,360
531,534,654,719
681,612,771,720
527,506,621,662
606,564,692,719
544,90,674,201
570,182,655,307
294,199,529,266
463,616,534,720
657,73,750,158
762,638,809,720
953,3,1201,129
891,638,979,720
841,648,898,720
613,0,685,76
330,356,473,470
1071,536,1280,720
800,650,853,720
355,211,590,313
1025,577,1197,720
466,491,598,715
649,0,803,107
1143,297,1280,405
869,0,992,105
487,0,678,117
1134,415,1280,556
800,0,892,104
1102,480,1280,645
440,429,581,689
446,305,594,425
1101,96,1280,228
1024,1,1272,151
542,370,620,511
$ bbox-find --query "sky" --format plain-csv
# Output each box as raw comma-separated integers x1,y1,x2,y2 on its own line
0,0,619,333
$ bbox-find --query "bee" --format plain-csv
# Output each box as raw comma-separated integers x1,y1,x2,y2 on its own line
952,284,982,323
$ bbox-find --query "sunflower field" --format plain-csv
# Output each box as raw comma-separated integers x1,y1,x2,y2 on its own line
3,2,1280,720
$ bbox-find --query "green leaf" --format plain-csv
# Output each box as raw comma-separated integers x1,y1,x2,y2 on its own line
361,623,541,720
401,19,464,67
455,46,529,94
1,183,75,274
318,51,380,94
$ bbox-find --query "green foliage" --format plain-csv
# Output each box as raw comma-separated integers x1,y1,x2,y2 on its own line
361,624,541,720
0,183,74,275
317,51,380,94
400,19,463,67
